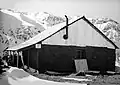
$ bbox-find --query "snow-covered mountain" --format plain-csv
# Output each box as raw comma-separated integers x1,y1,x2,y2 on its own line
0,8,66,57
0,8,120,58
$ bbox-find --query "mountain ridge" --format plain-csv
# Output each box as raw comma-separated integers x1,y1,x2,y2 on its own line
0,8,120,57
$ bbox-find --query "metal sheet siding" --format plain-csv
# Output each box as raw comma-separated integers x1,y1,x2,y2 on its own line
43,19,115,49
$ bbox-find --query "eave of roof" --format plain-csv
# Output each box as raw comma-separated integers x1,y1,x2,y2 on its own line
7,16,82,51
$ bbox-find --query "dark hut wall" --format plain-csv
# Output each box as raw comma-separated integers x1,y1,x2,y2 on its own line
23,44,78,72
85,46,116,71
22,44,116,73
23,48,38,69
21,18,116,73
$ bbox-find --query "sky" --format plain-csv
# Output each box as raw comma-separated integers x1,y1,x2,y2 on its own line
0,0,120,23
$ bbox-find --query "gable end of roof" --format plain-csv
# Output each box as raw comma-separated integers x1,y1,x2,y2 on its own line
82,16,119,49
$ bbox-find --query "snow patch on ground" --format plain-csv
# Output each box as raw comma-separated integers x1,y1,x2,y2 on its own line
62,77,92,82
6,67,87,85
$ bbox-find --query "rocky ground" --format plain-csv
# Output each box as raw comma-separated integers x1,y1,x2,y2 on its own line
26,69,120,85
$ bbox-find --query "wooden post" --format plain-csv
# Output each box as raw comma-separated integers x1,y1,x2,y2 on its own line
8,51,10,56
16,51,19,67
28,50,29,68
36,49,39,70
20,51,25,67
9,51,11,65
35,43,41,71
11,51,14,66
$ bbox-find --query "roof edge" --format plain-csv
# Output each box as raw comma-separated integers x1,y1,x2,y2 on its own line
82,16,119,49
